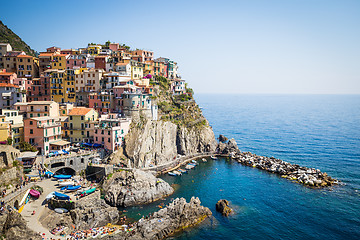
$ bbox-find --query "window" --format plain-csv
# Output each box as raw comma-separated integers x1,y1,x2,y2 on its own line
30,129,33,134
108,131,110,135
70,160,73,165
70,116,72,120
30,121,33,125
81,116,84,120
108,138,110,143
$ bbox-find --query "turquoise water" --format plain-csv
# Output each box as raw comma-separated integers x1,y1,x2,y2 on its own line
126,94,360,239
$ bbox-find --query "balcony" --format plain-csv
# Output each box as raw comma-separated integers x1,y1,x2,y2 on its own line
37,122,61,128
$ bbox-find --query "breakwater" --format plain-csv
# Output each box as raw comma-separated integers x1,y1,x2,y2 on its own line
218,137,338,187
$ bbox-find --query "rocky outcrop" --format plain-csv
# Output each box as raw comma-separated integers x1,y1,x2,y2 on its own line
70,191,119,230
124,119,217,168
217,136,338,188
216,199,233,216
0,145,22,187
102,197,212,240
103,169,174,207
2,211,41,240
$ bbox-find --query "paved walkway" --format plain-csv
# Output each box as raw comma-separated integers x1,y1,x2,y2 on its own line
21,179,66,240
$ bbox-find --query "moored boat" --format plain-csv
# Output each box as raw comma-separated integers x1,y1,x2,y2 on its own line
178,169,187,173
53,174,72,179
185,164,195,170
211,156,218,160
202,158,207,162
54,191,70,200
45,191,55,200
173,170,182,176
29,189,40,198
59,181,75,187
168,172,177,176
80,187,96,196
54,208,68,214
66,185,81,191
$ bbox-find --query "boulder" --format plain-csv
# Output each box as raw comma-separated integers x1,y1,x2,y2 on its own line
102,197,212,240
70,191,119,230
103,169,174,207
215,199,233,216
2,211,41,240
219,135,228,143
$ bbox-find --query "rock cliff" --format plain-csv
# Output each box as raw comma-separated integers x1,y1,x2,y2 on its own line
70,191,120,230
2,211,41,240
124,119,216,168
102,197,212,240
103,169,174,207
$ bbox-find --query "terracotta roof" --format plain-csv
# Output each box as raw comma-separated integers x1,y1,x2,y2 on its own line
0,83,19,88
116,62,129,66
39,53,54,57
68,107,93,116
17,55,33,58
0,71,16,76
5,51,25,57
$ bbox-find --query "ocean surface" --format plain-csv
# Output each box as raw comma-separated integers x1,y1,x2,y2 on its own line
126,94,360,240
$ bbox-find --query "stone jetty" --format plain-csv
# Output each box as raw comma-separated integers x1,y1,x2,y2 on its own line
217,136,338,188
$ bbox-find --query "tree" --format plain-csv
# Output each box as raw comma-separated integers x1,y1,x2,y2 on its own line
7,137,13,145
20,141,37,152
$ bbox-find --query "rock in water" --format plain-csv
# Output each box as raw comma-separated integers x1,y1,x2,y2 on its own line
70,191,119,230
102,197,212,240
216,199,233,216
219,134,228,143
2,211,41,240
104,169,174,207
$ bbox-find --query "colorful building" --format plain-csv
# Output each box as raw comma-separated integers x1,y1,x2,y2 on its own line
66,107,99,143
16,55,39,78
88,91,114,114
14,101,59,119
51,54,69,70
0,109,24,149
0,83,25,109
23,116,68,156
0,70,17,84
130,60,143,79
0,51,25,73
94,114,131,152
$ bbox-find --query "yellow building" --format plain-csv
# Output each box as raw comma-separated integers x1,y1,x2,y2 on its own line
51,54,69,70
144,61,154,76
130,60,143,79
87,45,102,55
66,107,98,143
64,69,76,103
16,55,39,78
0,116,10,142
49,69,66,103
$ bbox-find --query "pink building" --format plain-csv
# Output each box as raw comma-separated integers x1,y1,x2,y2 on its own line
0,70,17,84
88,92,114,114
94,114,131,152
23,116,69,155
66,55,87,69
109,43,119,52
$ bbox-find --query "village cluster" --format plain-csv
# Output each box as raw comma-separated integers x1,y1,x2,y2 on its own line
0,42,187,157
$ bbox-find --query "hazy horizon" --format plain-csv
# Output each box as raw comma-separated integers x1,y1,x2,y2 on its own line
1,0,359,94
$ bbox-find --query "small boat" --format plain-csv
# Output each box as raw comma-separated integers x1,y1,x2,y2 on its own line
173,170,182,176
19,189,31,206
202,158,207,162
29,189,40,198
185,164,195,170
211,156,218,160
191,160,198,165
59,181,74,187
66,185,81,191
168,172,177,176
53,174,72,179
54,208,68,214
178,169,187,173
54,191,70,200
44,171,54,178
80,187,96,196
45,192,55,200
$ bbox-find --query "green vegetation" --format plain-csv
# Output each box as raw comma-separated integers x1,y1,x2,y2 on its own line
6,137,12,145
107,173,113,180
19,141,37,152
12,160,20,167
153,77,208,129
0,20,37,56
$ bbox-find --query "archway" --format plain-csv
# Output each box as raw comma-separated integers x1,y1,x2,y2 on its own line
54,167,76,176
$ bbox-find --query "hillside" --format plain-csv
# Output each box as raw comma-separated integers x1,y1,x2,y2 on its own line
0,20,36,56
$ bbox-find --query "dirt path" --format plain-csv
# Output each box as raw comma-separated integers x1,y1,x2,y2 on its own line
21,179,66,240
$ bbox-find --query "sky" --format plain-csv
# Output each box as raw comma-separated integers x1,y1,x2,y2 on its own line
1,0,359,94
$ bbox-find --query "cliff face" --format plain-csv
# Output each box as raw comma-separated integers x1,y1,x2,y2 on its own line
103,169,174,207
124,119,216,168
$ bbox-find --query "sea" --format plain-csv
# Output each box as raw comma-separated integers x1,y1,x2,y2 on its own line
125,94,360,240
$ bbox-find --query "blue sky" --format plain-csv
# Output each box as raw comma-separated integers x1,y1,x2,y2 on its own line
1,0,359,94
